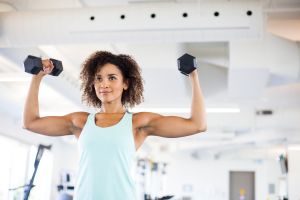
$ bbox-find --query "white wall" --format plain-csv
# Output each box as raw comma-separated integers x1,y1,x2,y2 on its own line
50,141,79,200
287,145,300,200
163,153,282,200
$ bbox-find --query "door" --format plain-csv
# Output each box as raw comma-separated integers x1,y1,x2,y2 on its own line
229,171,255,200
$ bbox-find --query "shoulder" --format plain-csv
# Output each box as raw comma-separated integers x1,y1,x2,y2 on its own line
65,111,90,126
66,111,90,119
132,112,162,128
65,112,90,136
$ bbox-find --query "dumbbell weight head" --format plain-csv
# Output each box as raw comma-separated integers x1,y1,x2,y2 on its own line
24,55,63,76
24,55,43,75
177,53,197,76
49,58,63,76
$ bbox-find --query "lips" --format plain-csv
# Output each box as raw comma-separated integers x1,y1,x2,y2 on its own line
99,91,111,94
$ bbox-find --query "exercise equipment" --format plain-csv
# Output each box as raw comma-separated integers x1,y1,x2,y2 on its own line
24,55,63,76
14,144,51,200
23,144,52,200
9,144,52,200
144,195,174,200
57,193,73,200
177,53,197,76
57,170,74,200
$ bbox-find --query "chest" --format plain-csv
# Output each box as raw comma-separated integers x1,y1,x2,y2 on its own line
80,114,131,149
77,113,147,150
94,114,125,128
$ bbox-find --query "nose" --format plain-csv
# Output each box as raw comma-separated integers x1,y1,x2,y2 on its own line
100,80,109,88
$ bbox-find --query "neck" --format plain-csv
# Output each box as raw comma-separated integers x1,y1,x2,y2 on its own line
100,103,126,114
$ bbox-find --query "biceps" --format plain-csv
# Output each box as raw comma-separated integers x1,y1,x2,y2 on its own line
148,116,198,138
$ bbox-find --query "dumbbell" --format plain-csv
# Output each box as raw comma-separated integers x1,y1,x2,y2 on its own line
177,53,197,76
24,55,63,76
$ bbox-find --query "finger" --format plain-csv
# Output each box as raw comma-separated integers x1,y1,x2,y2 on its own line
50,60,55,70
43,65,52,73
43,67,49,73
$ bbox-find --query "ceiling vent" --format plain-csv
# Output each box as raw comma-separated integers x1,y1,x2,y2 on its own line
256,109,273,115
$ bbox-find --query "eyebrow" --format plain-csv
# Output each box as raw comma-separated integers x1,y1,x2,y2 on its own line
95,74,118,77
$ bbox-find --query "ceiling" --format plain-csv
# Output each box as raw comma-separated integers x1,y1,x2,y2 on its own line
0,0,300,160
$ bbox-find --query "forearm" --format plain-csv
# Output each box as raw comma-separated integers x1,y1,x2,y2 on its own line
189,70,207,131
23,75,44,128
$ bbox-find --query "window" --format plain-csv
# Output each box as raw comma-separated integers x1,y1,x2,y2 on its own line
0,135,28,200
0,135,53,200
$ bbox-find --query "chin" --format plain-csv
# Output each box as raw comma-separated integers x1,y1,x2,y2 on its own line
100,97,115,103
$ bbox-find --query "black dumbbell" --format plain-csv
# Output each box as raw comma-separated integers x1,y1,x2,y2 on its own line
24,55,63,76
177,53,197,76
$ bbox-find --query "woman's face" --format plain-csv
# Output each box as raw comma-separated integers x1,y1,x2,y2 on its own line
93,63,128,105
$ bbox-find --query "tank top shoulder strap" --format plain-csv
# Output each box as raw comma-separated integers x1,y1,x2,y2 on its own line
124,110,132,122
85,112,96,126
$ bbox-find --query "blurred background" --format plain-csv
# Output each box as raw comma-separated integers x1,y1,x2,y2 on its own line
0,0,299,199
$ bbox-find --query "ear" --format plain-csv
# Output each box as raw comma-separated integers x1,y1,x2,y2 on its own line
123,79,129,90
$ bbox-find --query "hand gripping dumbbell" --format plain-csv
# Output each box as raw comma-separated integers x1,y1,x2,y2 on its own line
24,55,63,76
177,53,197,76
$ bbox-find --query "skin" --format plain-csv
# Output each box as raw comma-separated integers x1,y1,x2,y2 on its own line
23,59,207,151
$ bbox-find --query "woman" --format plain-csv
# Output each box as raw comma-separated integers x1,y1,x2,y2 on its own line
23,51,206,200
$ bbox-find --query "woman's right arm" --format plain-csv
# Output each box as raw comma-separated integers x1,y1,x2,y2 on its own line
22,59,83,137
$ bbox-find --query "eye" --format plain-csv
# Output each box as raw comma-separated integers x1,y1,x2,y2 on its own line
95,76,102,82
109,76,116,80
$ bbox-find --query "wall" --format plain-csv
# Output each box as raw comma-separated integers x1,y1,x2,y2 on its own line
287,145,300,200
50,141,79,200
163,153,282,200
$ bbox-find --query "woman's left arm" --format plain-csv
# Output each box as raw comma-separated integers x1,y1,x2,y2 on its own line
141,70,207,138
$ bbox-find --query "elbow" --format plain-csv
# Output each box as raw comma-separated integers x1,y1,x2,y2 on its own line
190,117,207,133
196,124,207,133
22,116,41,133
22,123,36,133
22,123,31,131
22,120,33,131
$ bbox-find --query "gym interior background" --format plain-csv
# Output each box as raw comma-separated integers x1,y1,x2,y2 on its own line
0,0,300,200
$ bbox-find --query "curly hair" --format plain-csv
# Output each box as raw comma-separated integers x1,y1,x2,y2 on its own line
80,51,144,109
